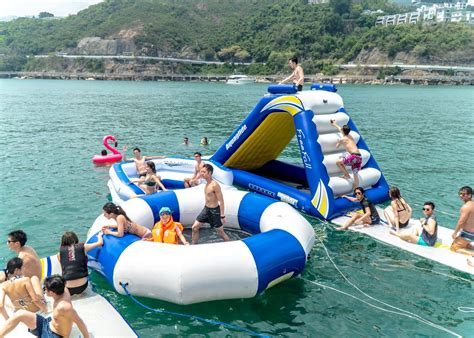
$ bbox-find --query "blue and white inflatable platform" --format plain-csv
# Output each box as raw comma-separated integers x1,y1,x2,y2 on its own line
108,158,233,203
87,186,315,304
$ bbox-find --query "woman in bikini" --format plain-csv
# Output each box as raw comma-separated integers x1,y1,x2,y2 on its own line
102,202,152,239
384,186,412,232
131,161,167,195
0,257,47,319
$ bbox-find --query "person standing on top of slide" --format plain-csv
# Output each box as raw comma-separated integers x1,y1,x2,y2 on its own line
279,57,304,91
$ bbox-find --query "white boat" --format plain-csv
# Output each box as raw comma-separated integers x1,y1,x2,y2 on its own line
226,75,255,85
0,255,137,337
331,206,474,275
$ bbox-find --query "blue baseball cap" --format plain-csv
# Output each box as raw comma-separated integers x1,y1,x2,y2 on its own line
159,207,172,215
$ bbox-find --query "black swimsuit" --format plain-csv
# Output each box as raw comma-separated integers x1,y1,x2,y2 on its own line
396,200,409,228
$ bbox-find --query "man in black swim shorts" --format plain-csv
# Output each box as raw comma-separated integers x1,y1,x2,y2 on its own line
191,164,230,244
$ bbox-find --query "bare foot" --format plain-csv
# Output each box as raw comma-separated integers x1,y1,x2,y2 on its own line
336,226,347,231
468,257,474,267
390,230,400,237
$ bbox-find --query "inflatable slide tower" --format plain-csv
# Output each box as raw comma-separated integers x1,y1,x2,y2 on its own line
211,85,390,220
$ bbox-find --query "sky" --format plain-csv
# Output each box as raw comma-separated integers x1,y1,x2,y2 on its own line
0,0,104,18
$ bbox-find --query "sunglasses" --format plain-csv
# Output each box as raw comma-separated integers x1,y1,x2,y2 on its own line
6,240,17,244
355,192,363,195
422,208,432,211
160,212,170,216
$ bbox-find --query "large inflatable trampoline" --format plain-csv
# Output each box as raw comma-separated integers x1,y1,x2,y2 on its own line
87,186,315,304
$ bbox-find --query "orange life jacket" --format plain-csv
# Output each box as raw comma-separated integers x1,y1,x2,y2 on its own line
152,217,184,244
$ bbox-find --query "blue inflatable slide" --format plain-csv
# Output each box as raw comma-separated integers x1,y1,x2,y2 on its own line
210,84,390,220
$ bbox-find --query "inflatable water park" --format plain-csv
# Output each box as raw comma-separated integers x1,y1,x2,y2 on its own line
88,83,472,306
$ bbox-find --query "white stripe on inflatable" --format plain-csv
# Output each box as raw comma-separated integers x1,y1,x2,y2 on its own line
175,186,208,225
296,90,344,114
259,202,315,257
317,131,361,153
175,186,247,229
113,241,258,304
313,112,350,134
329,168,382,196
323,149,371,175
109,165,139,200
122,198,155,229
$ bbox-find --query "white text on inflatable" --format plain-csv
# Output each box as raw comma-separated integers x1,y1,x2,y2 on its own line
277,192,298,207
226,124,247,150
248,183,275,198
296,128,312,169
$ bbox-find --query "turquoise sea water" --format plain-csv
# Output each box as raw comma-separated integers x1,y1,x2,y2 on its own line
0,79,473,337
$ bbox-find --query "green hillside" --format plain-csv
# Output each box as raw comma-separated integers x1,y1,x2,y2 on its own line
0,0,473,73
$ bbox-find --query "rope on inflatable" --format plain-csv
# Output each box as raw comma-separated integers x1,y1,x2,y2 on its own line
119,282,268,337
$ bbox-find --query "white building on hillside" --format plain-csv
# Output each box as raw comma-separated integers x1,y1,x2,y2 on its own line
376,1,473,25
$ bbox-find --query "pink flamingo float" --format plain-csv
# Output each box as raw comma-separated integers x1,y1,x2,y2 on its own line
92,135,123,165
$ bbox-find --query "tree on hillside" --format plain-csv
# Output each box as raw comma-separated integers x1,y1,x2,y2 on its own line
39,12,54,18
330,0,352,15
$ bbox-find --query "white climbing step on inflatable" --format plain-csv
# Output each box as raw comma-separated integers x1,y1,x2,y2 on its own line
331,206,474,275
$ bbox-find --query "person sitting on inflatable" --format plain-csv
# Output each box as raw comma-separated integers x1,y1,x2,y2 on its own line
149,207,189,245
130,161,167,195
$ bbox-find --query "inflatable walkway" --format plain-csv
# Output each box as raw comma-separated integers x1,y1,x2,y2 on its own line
211,84,390,220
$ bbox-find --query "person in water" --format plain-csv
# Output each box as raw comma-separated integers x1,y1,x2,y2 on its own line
148,207,189,245
59,231,103,296
191,164,230,244
200,137,209,146
0,231,41,283
390,201,438,246
122,145,165,177
0,258,47,320
450,186,474,255
0,275,89,338
183,137,189,146
337,187,380,231
184,152,205,188
383,186,413,232
102,202,152,239
330,120,362,189
131,161,167,195
279,56,304,91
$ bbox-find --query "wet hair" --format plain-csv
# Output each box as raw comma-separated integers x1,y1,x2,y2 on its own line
342,125,351,135
202,163,214,174
289,56,298,64
61,231,79,246
6,257,23,277
146,161,156,173
133,147,141,153
354,186,365,196
459,186,472,196
8,230,27,247
101,149,107,156
184,137,189,140
389,186,402,200
194,152,202,157
423,201,435,210
44,275,65,295
103,202,131,221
